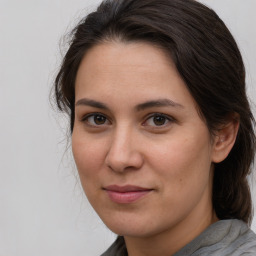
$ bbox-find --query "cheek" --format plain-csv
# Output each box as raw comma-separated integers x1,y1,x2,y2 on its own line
147,131,212,188
72,132,106,181
146,134,213,218
71,133,109,207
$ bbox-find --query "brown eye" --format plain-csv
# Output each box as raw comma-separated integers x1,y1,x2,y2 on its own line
84,114,109,126
94,114,106,125
153,116,167,126
143,113,173,128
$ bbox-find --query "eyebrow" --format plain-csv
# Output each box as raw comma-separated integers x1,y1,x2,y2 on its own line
75,98,184,111
75,98,108,109
135,99,184,111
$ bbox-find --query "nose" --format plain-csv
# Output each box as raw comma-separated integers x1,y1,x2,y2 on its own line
105,126,144,173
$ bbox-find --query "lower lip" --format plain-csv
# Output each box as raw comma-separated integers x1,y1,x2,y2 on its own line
105,190,152,204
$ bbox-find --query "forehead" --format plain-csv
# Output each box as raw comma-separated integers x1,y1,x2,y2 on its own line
96,41,170,62
75,41,198,112
76,41,174,80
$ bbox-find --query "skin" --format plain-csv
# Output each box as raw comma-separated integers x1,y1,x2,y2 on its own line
72,42,238,256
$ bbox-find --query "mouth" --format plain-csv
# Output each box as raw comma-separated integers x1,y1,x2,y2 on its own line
103,185,153,204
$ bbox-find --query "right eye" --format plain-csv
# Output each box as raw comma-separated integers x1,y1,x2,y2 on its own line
82,113,110,127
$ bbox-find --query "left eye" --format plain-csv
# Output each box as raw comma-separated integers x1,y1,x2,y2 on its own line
143,114,172,127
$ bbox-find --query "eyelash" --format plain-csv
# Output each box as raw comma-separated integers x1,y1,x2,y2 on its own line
81,113,111,127
143,113,174,128
80,112,174,128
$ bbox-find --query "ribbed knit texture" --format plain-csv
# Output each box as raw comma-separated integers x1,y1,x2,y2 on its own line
101,219,256,256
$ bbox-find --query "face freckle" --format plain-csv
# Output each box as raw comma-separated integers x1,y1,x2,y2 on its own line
72,41,217,241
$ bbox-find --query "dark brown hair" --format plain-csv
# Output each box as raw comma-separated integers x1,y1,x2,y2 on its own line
54,0,255,224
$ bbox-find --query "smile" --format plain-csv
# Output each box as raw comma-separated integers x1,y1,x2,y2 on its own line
103,185,153,204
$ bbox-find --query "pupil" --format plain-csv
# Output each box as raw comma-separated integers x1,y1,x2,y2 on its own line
153,116,166,126
94,115,106,125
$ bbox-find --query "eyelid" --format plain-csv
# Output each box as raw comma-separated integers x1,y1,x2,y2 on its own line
78,112,175,128
80,112,112,126
142,112,175,127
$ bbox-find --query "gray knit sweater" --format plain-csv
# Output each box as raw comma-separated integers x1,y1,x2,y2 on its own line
101,219,256,256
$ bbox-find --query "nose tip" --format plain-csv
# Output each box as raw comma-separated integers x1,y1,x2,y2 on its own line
105,134,144,173
106,151,144,172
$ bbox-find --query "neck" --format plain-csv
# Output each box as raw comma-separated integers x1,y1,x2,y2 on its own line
124,202,218,256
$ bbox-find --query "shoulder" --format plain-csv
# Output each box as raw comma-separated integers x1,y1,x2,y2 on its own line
100,236,127,256
174,219,256,256
100,220,256,256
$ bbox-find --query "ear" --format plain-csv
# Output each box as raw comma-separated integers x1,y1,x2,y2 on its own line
211,114,240,163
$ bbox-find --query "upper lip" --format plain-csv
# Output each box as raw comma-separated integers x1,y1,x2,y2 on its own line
104,185,152,192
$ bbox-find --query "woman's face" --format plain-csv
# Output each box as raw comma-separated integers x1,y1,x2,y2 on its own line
72,42,219,238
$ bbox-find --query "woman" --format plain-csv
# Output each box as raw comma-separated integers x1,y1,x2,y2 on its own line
54,0,256,255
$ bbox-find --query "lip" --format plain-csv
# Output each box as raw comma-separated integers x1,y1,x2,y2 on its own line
103,185,153,204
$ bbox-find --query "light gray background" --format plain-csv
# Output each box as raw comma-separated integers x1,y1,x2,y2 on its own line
0,0,255,255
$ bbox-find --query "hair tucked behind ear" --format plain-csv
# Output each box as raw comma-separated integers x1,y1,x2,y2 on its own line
54,0,256,224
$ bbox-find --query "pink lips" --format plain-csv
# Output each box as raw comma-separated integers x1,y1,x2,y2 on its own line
104,185,153,204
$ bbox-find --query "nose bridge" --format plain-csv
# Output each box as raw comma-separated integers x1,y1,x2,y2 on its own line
106,123,143,172
113,124,131,152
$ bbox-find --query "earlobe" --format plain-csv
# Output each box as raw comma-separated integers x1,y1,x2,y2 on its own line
212,115,240,163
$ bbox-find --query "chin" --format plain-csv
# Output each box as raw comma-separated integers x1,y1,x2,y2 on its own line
110,226,154,238
100,213,146,236
100,213,166,238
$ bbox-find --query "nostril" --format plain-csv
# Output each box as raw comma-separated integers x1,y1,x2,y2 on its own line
105,150,144,173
